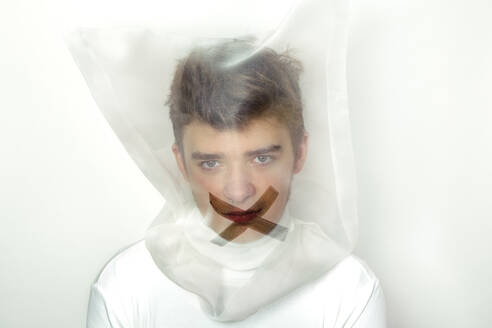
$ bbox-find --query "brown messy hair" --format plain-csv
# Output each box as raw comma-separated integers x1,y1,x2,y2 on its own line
167,40,304,153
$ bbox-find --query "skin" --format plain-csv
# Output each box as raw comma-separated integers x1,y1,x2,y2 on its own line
172,117,308,243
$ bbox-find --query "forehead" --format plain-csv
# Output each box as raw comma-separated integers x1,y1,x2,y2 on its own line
182,118,291,154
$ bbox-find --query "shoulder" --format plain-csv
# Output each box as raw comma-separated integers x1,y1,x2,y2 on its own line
330,255,380,291
317,255,386,328
95,240,153,284
87,241,167,327
92,240,171,299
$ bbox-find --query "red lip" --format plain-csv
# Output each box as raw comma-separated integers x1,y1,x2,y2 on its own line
222,209,261,224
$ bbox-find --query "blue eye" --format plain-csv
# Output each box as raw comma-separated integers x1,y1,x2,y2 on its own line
201,160,219,169
254,155,272,164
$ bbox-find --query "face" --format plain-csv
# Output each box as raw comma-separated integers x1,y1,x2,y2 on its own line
173,117,308,242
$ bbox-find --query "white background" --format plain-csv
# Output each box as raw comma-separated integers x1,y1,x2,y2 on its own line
1,0,491,327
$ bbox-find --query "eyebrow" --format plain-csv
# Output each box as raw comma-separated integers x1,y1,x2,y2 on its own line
245,145,282,157
191,145,282,161
191,152,224,160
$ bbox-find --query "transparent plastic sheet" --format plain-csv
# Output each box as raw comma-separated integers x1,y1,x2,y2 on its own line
66,0,357,322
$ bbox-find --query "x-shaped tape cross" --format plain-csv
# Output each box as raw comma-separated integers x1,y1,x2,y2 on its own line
209,186,289,246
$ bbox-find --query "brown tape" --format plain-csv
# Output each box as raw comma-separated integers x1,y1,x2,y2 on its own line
209,186,288,246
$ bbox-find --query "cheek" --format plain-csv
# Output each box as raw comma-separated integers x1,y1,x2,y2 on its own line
255,172,289,192
187,169,224,202
261,177,291,221
253,165,293,217
193,175,221,192
257,160,294,190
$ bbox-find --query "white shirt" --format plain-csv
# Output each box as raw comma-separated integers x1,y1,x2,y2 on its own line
87,241,386,328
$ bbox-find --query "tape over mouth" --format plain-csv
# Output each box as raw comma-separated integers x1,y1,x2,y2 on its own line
209,186,289,246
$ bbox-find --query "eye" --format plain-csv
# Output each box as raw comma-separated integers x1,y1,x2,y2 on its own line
253,155,272,165
200,160,220,170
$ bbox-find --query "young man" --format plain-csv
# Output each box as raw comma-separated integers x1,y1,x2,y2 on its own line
87,41,386,327
168,41,307,245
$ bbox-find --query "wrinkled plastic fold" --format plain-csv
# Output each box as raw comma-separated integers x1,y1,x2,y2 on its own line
66,0,357,322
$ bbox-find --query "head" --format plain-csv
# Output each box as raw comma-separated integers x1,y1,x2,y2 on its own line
167,40,308,241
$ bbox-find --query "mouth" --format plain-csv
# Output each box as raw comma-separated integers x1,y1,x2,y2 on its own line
221,208,262,224
209,186,279,226
208,186,284,244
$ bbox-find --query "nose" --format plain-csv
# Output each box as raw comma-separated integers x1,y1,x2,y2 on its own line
223,166,256,205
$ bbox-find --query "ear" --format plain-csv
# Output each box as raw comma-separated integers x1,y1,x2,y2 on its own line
172,143,189,181
293,133,308,174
